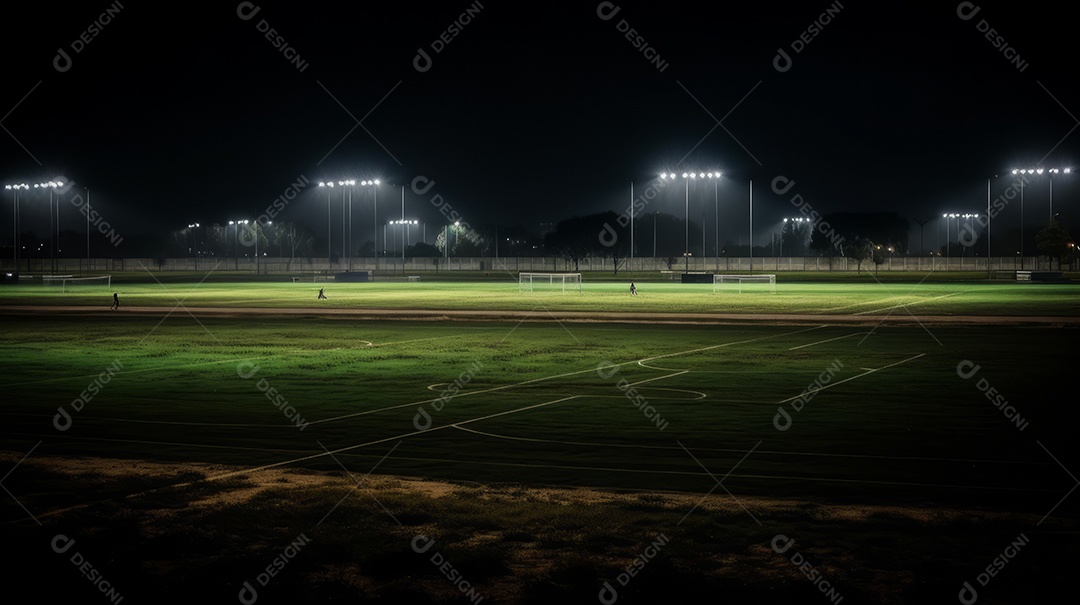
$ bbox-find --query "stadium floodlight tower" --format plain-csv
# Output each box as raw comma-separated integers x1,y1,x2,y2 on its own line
334,179,357,269
780,217,806,258
1010,167,1070,269
34,180,64,274
942,212,979,260
5,182,29,268
360,179,381,259
317,181,335,262
187,223,200,271
389,219,418,261
660,170,721,274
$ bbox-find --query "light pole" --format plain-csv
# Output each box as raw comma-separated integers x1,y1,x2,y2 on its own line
34,181,63,273
4,183,28,270
361,179,380,262
780,217,806,259
333,179,356,269
660,170,721,275
229,220,249,271
187,223,200,271
317,181,335,263
390,219,418,271
85,187,90,268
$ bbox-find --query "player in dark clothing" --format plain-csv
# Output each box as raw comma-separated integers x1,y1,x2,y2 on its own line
318,287,327,300
629,281,637,296
111,293,119,311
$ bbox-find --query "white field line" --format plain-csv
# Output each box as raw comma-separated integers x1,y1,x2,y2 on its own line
775,353,925,405
853,291,968,315
197,395,582,483
309,325,828,426
788,332,870,350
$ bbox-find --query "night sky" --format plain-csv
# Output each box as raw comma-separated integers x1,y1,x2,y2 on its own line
2,1,1078,251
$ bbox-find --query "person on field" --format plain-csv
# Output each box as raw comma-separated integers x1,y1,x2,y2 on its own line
111,292,119,311
629,281,637,296
318,287,327,300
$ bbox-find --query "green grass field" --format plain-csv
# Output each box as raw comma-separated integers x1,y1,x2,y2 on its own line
3,277,1080,316
2,277,1078,603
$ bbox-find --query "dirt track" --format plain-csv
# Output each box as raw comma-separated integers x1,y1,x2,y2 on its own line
1,304,1077,326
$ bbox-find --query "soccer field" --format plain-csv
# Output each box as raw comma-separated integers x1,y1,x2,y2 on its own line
1,279,1077,603
2,277,1080,316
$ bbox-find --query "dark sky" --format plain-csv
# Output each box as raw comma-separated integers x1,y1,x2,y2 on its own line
2,1,1078,251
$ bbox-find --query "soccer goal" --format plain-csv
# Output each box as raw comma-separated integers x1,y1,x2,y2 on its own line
713,274,775,293
42,275,112,293
519,272,582,293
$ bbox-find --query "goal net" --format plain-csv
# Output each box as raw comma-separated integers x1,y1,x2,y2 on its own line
713,274,775,293
519,272,582,293
42,275,112,293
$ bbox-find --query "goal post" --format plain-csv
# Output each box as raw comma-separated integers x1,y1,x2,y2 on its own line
713,274,775,293
518,272,582,293
42,275,112,293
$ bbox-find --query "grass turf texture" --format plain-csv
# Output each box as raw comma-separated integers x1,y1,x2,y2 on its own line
2,281,1077,603
2,278,1080,316
2,316,1075,511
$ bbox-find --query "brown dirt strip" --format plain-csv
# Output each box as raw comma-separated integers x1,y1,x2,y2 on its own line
1,304,1078,326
